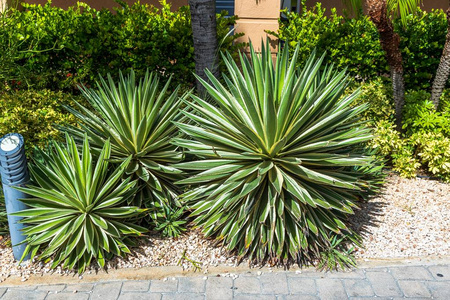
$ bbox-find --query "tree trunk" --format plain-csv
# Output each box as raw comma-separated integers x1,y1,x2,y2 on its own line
366,0,405,131
189,0,219,96
431,6,450,109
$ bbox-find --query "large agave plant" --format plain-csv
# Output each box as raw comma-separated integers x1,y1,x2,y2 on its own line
174,42,380,264
12,135,146,273
63,70,186,212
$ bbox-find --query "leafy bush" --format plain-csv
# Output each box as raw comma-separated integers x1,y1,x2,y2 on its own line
62,70,186,225
347,78,394,123
412,132,450,181
366,86,450,181
269,3,387,80
0,1,243,92
402,90,450,136
271,5,447,90
395,9,447,90
174,43,381,265
0,90,83,155
13,135,147,273
0,8,32,90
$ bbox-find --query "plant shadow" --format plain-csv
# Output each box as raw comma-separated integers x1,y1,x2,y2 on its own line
348,191,387,239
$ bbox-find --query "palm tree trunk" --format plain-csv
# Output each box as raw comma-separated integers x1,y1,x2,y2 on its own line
431,6,450,109
366,0,405,131
189,0,219,96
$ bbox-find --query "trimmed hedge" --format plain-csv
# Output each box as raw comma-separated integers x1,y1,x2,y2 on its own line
0,89,84,155
0,0,243,92
270,4,447,90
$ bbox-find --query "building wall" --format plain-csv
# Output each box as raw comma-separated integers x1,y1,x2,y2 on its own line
235,0,279,54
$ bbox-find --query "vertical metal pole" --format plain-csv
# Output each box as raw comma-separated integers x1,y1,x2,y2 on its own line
0,133,30,261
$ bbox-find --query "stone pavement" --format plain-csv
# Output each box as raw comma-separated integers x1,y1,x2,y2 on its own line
0,263,449,299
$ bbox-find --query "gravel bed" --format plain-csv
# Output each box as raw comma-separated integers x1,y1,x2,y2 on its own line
0,174,449,282
352,174,450,258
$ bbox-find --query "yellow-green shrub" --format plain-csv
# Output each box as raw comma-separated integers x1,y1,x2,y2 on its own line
0,90,82,155
347,78,395,124
412,132,450,182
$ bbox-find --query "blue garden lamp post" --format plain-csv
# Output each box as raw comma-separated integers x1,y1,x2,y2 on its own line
0,133,30,261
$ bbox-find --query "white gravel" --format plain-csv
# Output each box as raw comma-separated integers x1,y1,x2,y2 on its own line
0,174,449,282
352,174,450,258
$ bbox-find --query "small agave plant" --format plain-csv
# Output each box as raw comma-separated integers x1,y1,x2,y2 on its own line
0,187,7,235
62,70,187,217
174,42,381,266
13,135,146,273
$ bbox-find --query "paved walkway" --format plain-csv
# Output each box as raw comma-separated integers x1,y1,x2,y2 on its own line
0,263,449,299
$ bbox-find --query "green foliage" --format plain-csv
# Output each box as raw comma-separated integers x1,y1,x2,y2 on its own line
347,78,394,123
269,4,387,80
0,1,243,92
269,4,342,68
395,9,447,90
271,6,447,90
0,8,31,90
317,234,358,271
402,90,450,136
0,187,7,235
0,89,83,156
371,120,403,157
62,70,186,218
412,132,450,181
153,203,187,238
365,85,450,181
174,42,381,265
391,144,421,178
12,135,147,273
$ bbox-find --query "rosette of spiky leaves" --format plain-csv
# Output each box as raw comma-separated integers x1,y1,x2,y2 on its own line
62,70,186,213
174,42,380,264
153,202,187,238
12,135,147,273
0,187,7,235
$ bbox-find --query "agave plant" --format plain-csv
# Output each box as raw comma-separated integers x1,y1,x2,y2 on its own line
174,42,380,264
12,135,146,273
0,187,7,235
62,70,186,214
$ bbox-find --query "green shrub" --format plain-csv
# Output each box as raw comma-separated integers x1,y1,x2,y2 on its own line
0,1,243,91
269,3,387,80
0,8,31,90
269,4,341,67
174,43,381,266
391,145,421,178
13,135,147,273
370,119,402,156
271,6,447,90
412,132,450,181
366,86,450,181
402,90,450,136
62,70,186,229
347,78,394,123
0,90,83,155
395,9,447,90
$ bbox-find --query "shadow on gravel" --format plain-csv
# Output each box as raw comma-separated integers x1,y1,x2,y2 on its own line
349,194,387,238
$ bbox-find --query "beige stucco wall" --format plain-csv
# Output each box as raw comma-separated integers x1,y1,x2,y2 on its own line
235,0,279,53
